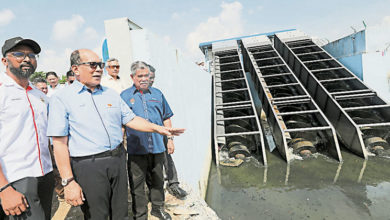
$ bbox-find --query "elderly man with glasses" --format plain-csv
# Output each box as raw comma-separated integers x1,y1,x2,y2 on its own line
101,58,128,94
47,49,184,220
0,37,54,219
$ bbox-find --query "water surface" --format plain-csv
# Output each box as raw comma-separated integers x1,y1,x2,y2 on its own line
206,150,390,220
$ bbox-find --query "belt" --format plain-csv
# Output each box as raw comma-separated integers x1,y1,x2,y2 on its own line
71,144,123,161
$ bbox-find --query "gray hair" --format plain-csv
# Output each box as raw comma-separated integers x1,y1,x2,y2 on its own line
148,64,156,74
130,61,149,76
106,58,119,63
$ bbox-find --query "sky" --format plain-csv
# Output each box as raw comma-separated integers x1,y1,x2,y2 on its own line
1,0,390,75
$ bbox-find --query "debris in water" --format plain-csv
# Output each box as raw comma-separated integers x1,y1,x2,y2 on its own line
220,158,244,167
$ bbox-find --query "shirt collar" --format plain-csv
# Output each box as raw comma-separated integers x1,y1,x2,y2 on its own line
130,85,151,94
49,84,59,89
1,72,33,90
71,79,104,94
106,74,120,80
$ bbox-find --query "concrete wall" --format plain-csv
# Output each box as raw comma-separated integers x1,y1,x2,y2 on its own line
323,30,365,79
104,18,212,197
363,27,390,103
323,28,390,102
104,17,141,88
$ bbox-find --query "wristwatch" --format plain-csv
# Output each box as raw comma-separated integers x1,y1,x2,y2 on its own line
167,136,174,140
61,177,74,187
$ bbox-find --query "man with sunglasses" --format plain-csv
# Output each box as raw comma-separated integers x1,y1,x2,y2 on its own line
47,49,184,220
101,58,127,94
0,37,54,219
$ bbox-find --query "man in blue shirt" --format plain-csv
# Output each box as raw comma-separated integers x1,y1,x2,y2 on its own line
47,49,183,220
121,61,174,220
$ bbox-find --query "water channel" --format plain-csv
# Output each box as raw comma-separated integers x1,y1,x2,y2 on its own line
206,148,390,220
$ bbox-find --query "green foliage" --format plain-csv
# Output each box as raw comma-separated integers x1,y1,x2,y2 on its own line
29,71,66,85
29,71,46,82
59,75,67,84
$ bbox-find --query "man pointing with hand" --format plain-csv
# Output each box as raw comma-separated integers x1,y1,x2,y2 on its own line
47,49,184,220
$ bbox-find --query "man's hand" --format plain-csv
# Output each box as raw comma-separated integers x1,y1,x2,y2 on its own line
64,181,85,206
155,126,185,137
0,186,28,216
167,140,175,154
168,128,185,136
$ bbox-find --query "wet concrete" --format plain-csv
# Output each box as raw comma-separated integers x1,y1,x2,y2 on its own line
206,149,390,220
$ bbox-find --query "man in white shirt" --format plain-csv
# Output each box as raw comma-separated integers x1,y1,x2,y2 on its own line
0,37,54,219
101,58,128,94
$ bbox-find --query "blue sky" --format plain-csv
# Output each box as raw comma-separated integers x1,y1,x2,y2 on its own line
1,0,390,74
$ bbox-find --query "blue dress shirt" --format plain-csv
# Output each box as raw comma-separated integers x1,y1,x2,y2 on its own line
120,85,173,155
47,80,135,157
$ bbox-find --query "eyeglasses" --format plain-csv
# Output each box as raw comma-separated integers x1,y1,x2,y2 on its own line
108,65,120,69
9,52,38,61
78,62,105,69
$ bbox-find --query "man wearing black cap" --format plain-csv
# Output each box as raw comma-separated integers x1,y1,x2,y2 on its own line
0,37,54,219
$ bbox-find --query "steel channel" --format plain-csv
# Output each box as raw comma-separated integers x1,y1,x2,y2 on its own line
212,43,267,165
274,33,374,159
242,43,290,161
242,37,341,162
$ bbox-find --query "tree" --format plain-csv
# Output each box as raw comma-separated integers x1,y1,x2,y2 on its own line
59,75,67,84
29,71,46,82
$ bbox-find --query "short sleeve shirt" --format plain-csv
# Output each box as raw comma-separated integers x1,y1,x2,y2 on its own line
120,85,173,155
47,80,136,157
100,75,129,94
0,73,52,183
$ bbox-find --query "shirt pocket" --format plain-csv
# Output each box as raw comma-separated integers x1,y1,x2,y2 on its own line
105,104,121,123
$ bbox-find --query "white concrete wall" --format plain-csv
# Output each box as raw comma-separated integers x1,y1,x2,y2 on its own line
363,27,390,103
104,18,212,197
104,17,141,88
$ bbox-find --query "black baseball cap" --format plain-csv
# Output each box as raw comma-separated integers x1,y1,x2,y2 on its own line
2,37,41,57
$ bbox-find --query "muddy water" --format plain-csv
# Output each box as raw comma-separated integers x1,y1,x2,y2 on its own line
206,149,390,220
